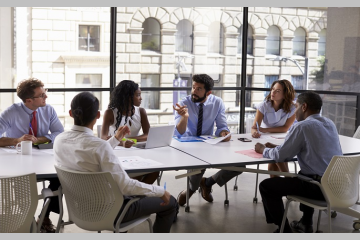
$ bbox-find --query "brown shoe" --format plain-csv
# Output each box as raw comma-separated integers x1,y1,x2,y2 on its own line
177,189,195,206
199,177,213,202
37,217,56,233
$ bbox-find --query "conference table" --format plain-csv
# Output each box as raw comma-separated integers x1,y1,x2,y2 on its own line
1,133,360,213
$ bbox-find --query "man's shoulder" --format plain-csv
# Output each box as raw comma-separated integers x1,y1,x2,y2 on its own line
0,103,21,116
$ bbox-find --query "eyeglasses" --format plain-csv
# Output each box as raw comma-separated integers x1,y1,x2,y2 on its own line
32,89,48,99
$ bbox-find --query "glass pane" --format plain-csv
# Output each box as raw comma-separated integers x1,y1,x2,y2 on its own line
321,94,357,137
140,74,160,109
0,92,18,113
176,20,193,53
142,18,160,51
293,28,306,56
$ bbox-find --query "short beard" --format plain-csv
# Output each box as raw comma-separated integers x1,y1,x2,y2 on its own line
191,93,207,103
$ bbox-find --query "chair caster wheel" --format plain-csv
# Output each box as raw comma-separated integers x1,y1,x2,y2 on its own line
353,222,360,230
253,197,258,203
185,206,190,212
224,200,229,205
233,186,238,191
331,211,337,218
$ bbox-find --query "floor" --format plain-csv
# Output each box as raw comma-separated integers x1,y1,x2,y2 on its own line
35,165,360,234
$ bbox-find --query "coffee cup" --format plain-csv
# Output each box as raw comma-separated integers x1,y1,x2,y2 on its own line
16,141,32,155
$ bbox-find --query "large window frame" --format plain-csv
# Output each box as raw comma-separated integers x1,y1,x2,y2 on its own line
1,7,360,136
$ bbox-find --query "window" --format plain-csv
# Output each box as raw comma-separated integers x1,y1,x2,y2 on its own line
78,25,100,52
293,27,306,56
264,75,279,97
208,22,224,54
318,29,326,56
266,26,281,55
291,75,305,90
142,18,161,52
208,74,222,98
141,74,160,109
236,75,252,107
175,20,193,53
76,74,102,110
238,25,253,55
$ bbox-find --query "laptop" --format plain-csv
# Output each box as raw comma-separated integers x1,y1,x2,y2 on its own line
134,125,175,149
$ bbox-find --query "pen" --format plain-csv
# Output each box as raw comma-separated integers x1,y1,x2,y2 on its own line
164,182,166,190
256,122,260,133
29,123,35,136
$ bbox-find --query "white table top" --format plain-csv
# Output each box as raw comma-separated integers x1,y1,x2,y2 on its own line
0,146,208,179
170,133,360,167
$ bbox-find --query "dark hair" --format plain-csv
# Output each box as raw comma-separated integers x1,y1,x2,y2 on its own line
297,91,322,113
192,74,214,92
71,92,99,126
265,79,295,113
17,78,44,102
108,80,139,132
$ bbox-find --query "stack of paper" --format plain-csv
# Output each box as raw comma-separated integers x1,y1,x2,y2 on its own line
118,156,163,169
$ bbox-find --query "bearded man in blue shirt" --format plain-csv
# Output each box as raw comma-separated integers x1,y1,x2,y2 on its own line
173,74,244,207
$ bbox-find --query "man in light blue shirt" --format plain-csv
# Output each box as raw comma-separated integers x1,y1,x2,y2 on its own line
173,74,243,207
0,79,64,147
0,78,64,233
255,91,342,233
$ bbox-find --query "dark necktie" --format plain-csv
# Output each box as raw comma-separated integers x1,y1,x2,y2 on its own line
29,111,37,137
197,103,203,136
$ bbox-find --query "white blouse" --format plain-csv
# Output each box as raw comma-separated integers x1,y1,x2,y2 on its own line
257,100,296,128
109,106,142,137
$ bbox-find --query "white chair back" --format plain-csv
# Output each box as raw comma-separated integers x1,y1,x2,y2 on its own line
0,173,38,233
353,126,360,139
55,165,124,231
322,155,360,209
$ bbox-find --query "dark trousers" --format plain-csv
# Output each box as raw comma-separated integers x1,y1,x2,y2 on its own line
259,175,324,227
118,195,178,233
42,178,61,218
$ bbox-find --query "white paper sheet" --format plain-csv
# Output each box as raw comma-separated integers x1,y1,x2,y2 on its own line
118,156,163,169
114,146,140,151
0,147,18,153
200,133,231,145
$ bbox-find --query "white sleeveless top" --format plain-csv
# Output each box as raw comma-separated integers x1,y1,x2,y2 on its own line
257,100,296,128
108,107,142,138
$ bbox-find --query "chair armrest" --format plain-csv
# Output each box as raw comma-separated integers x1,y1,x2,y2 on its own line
114,196,146,229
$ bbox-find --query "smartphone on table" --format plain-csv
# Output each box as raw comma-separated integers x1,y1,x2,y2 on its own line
238,138,252,142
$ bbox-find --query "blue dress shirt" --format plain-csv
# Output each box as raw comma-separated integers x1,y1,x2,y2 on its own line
0,102,64,143
174,94,229,137
263,114,343,176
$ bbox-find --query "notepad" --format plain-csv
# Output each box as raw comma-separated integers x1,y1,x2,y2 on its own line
235,149,263,158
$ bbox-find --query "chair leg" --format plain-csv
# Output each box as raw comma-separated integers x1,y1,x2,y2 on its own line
233,176,238,191
147,218,153,233
224,183,229,205
156,171,163,186
280,199,292,233
327,207,332,233
294,162,297,173
316,210,322,232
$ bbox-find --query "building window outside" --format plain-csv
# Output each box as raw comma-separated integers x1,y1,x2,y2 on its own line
237,25,253,55
264,75,279,98
293,27,306,56
208,22,224,54
266,26,281,55
175,20,193,53
78,25,100,52
208,74,222,98
291,75,305,90
142,18,161,52
141,74,160,109
236,75,252,107
76,74,102,110
318,29,326,56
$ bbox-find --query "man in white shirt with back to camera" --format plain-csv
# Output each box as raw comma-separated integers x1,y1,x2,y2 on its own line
54,92,178,233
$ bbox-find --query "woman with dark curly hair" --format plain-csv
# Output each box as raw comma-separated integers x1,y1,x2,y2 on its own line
251,79,296,177
101,80,160,184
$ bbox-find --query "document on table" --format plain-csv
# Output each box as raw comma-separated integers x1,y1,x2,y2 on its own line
114,146,140,151
235,149,263,159
200,133,231,144
270,133,288,139
118,156,163,169
1,147,17,153
172,136,203,142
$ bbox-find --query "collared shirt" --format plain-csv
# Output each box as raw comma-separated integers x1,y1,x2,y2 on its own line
257,100,296,128
263,114,343,176
54,125,164,197
174,94,229,137
0,102,64,143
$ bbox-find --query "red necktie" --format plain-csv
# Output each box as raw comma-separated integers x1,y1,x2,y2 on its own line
29,111,37,137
